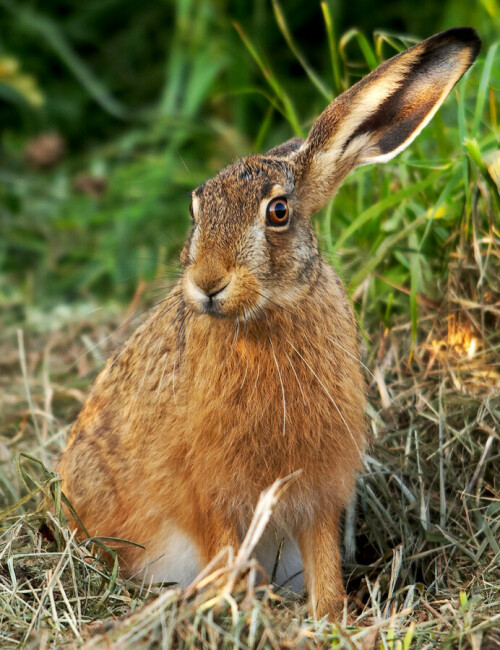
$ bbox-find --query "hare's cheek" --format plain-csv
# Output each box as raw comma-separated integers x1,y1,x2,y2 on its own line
237,223,268,268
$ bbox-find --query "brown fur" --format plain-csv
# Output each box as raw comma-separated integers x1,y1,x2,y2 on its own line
58,28,480,618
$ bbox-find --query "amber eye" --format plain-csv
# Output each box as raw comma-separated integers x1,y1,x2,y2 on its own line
266,197,289,226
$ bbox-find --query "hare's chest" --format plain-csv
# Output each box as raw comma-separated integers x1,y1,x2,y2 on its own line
177,328,360,503
185,334,339,437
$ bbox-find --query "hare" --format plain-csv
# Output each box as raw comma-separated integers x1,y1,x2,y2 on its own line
58,28,480,619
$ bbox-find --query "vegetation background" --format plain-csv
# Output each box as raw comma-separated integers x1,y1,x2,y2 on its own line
0,0,498,647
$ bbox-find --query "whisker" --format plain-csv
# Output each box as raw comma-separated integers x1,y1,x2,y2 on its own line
178,309,192,347
171,348,180,413
230,316,241,354
166,302,190,412
283,348,307,406
247,287,290,317
248,357,261,403
142,284,182,299
241,283,371,381
326,337,375,379
156,348,171,398
245,261,270,276
128,256,183,271
268,336,286,436
70,292,182,373
123,356,152,432
152,291,183,310
242,311,249,340
285,337,362,455
239,321,250,391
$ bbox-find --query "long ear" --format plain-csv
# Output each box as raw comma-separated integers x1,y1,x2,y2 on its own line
293,27,481,215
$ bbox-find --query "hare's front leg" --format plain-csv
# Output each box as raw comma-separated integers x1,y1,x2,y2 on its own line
298,511,345,619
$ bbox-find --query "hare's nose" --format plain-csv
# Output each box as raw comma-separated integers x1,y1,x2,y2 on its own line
192,276,230,298
207,281,230,298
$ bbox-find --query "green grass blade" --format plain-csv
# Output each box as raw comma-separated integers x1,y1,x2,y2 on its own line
373,31,413,59
320,1,343,94
418,165,462,252
253,105,274,152
409,230,420,351
457,74,471,233
339,28,379,71
347,213,426,293
464,138,500,210
159,45,185,117
233,22,303,136
11,6,128,119
323,200,336,256
184,56,225,118
271,0,332,102
332,174,436,252
472,42,498,135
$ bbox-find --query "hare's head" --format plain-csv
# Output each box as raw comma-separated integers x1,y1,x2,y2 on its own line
181,28,480,320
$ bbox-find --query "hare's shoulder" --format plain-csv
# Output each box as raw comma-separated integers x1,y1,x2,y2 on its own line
102,288,187,382
65,290,184,441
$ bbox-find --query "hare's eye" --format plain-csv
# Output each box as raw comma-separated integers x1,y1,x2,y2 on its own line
266,197,289,227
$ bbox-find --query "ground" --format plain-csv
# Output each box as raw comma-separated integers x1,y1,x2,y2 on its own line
0,263,498,648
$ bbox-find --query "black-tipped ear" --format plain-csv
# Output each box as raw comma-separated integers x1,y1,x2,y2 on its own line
293,27,481,216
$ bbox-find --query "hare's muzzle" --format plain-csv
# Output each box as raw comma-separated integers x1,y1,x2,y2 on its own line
183,260,265,320
184,267,233,316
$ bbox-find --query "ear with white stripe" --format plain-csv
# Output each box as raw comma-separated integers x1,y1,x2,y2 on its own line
292,27,481,215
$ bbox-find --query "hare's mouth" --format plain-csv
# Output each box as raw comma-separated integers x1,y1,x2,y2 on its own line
199,281,231,317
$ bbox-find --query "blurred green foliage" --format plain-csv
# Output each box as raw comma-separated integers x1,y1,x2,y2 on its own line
0,0,499,331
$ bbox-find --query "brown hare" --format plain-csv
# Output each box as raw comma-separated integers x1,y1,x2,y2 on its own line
58,28,480,619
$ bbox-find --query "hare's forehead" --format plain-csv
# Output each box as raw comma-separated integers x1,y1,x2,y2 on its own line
193,158,295,219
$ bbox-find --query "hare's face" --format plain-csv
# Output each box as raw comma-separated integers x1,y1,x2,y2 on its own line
181,156,320,321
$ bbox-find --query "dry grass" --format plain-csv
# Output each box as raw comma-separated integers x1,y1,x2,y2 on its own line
1,241,499,649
